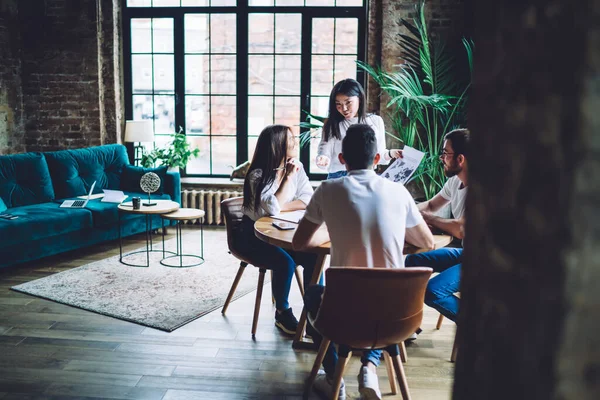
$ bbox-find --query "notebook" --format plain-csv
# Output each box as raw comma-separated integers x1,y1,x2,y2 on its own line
60,181,96,208
271,210,305,224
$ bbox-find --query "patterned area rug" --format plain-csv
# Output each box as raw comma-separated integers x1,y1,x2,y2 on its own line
11,229,265,331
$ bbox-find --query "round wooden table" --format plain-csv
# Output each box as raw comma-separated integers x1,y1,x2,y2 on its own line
117,200,180,267
254,215,453,348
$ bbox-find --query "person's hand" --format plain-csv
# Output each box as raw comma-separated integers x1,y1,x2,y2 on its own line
389,149,403,159
316,155,330,168
284,158,300,178
421,210,435,223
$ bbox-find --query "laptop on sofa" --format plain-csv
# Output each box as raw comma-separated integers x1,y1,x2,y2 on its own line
60,181,96,208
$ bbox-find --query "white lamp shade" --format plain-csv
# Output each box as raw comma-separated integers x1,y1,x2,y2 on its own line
124,120,154,143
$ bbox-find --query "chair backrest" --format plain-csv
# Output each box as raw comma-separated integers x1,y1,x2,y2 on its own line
313,267,433,350
221,197,245,257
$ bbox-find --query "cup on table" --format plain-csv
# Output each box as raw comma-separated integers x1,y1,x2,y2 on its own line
132,197,141,210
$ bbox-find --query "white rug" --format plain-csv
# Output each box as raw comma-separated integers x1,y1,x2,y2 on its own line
11,229,265,331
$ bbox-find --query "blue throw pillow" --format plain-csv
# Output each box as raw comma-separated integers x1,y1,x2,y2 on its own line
120,165,167,195
0,197,6,213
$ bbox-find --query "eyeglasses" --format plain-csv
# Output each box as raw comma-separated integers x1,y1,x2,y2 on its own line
439,151,455,158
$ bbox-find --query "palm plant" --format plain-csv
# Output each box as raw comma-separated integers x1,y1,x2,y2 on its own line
359,1,473,199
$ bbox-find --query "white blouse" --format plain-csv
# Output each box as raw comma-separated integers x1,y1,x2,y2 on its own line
316,114,389,174
242,161,313,221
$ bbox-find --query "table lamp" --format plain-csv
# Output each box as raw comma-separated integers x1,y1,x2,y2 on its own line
124,120,154,166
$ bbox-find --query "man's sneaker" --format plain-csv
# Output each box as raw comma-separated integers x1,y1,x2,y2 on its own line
405,327,422,342
358,366,382,400
274,307,298,335
313,370,346,400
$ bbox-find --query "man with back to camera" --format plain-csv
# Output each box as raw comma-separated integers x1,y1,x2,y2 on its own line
404,128,470,325
292,124,434,400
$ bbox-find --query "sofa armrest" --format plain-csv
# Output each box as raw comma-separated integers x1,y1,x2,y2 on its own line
165,171,181,205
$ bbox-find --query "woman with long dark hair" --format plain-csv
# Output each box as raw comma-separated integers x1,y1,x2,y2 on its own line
316,78,403,179
237,125,317,335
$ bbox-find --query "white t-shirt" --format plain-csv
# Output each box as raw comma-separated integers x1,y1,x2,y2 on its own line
317,114,388,174
242,162,313,221
440,176,467,219
304,169,423,268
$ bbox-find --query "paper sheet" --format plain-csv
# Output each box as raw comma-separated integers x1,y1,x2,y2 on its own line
382,146,425,184
271,210,305,224
101,189,128,203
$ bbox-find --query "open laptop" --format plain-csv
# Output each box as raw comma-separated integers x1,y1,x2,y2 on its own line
60,181,96,208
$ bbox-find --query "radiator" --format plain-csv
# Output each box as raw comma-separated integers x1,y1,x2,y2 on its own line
181,189,243,225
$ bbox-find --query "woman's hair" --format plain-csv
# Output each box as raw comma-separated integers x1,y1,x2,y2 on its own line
322,78,367,142
243,125,291,211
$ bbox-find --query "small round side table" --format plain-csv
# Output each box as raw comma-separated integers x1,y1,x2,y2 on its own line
160,208,205,268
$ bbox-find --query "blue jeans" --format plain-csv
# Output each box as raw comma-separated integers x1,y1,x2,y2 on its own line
327,170,347,180
305,285,382,377
235,216,318,311
405,248,462,322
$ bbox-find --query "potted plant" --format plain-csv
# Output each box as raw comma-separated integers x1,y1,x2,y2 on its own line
141,129,200,172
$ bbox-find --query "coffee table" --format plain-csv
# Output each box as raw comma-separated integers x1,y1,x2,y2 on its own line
117,200,180,267
159,208,205,268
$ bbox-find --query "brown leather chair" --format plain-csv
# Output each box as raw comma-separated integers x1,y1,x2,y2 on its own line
220,197,304,337
305,267,433,400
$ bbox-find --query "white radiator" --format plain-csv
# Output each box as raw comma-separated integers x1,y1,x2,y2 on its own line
181,189,243,225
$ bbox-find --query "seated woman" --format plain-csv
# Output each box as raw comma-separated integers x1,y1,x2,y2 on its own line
236,124,318,335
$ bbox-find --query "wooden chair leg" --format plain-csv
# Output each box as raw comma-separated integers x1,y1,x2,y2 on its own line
295,266,305,298
383,351,399,395
391,354,411,400
305,338,331,396
252,268,267,337
221,262,247,315
331,351,352,400
436,314,444,330
451,325,459,363
400,341,407,363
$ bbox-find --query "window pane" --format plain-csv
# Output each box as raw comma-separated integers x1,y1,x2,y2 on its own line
334,55,357,84
185,55,209,94
211,96,236,135
336,0,363,5
132,55,153,94
153,19,173,53
248,97,273,134
182,0,208,5
131,19,151,53
306,0,334,7
186,96,210,134
248,136,259,163
127,0,151,6
249,55,274,95
249,0,274,6
249,14,274,54
211,0,236,5
211,55,236,95
335,18,358,54
211,14,236,53
275,97,300,135
154,95,175,135
275,0,304,5
153,54,175,93
185,136,210,174
311,55,333,96
310,96,329,118
275,14,301,54
212,137,237,174
185,14,209,53
152,0,180,6
312,19,334,54
133,95,154,120
275,55,300,95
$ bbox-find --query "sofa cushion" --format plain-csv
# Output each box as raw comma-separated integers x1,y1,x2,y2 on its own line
0,152,55,207
0,197,6,213
0,202,93,247
44,144,129,199
85,192,172,227
120,165,168,195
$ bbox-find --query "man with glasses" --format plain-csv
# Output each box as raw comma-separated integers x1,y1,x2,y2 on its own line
404,128,470,326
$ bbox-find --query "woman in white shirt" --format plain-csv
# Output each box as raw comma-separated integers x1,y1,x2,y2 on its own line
316,79,402,179
237,125,317,335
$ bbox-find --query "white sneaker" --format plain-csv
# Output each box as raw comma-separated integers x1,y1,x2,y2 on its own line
405,332,418,341
357,366,382,400
313,370,346,400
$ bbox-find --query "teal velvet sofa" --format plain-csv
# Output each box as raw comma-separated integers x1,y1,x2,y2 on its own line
0,144,181,268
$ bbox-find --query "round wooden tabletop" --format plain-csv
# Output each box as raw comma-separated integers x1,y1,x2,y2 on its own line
162,208,205,221
254,215,453,256
118,200,180,215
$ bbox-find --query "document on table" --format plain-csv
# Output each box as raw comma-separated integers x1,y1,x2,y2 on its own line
382,146,425,185
101,189,128,203
271,210,305,224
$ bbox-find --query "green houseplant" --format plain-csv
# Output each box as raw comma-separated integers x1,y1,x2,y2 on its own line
358,1,473,200
141,129,200,170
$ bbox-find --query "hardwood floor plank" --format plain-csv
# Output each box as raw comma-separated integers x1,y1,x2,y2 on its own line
46,383,167,400
19,337,121,351
0,367,142,387
116,342,219,358
163,389,285,400
50,321,146,335
63,359,176,377
172,365,285,381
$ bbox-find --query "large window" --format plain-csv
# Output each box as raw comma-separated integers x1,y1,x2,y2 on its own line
123,0,367,178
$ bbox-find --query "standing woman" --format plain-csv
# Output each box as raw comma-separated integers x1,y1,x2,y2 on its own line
237,124,317,335
316,78,402,179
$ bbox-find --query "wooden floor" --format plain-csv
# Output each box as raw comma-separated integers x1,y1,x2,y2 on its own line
0,227,455,400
